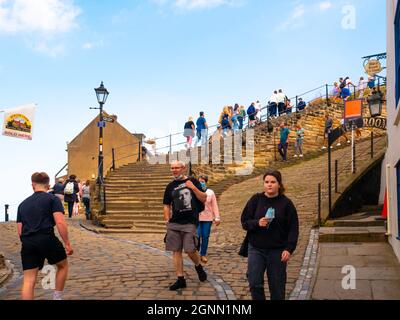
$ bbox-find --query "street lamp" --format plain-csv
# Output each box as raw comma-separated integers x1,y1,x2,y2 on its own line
94,81,109,184
367,88,383,117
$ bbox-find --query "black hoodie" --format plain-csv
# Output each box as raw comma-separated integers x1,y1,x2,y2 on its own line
241,193,299,254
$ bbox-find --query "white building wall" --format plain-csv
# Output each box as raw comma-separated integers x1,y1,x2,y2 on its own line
386,0,400,261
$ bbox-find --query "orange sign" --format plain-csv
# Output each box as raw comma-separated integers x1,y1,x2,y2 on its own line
344,99,363,120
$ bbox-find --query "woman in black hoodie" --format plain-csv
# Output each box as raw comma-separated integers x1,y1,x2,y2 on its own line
241,169,299,300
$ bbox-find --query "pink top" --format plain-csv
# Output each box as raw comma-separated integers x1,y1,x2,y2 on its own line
199,189,221,222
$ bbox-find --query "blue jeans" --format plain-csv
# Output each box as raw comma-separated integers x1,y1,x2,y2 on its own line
247,244,287,300
196,129,208,146
268,103,277,118
82,197,90,220
197,221,212,256
238,116,244,129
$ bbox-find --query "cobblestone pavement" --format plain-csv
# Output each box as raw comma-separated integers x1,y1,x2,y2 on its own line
0,137,386,300
0,220,224,300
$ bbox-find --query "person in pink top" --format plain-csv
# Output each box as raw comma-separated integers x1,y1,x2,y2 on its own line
197,175,221,263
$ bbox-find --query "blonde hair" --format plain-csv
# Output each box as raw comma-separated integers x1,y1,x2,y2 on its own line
188,116,193,121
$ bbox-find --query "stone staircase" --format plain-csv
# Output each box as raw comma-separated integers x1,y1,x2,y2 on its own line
319,205,387,242
97,162,171,233
93,96,387,233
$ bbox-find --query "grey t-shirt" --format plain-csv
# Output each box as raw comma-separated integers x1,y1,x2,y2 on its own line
82,185,90,199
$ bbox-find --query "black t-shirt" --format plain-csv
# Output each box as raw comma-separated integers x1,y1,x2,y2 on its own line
163,177,203,225
241,193,299,254
184,121,194,129
17,192,65,236
52,182,64,195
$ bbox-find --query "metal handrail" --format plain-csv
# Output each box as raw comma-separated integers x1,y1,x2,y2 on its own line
64,83,387,176
55,163,68,181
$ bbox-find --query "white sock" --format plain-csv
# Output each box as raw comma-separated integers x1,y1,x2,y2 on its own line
53,290,63,300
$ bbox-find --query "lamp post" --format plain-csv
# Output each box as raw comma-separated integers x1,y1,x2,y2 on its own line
367,88,383,117
93,81,109,184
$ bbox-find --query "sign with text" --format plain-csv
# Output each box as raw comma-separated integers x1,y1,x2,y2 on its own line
97,121,106,128
364,60,383,76
363,117,386,130
2,103,36,140
103,116,115,123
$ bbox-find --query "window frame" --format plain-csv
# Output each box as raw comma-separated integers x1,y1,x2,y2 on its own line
395,2,400,106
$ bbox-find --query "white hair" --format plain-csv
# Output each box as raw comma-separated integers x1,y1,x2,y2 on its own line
171,160,186,168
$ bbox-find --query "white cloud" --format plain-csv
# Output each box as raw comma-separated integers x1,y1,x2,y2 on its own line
292,4,305,18
319,1,332,11
0,0,81,35
82,40,104,50
33,41,65,57
278,4,305,30
152,0,246,11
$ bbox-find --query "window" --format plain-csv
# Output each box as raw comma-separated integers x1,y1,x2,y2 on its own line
395,3,400,106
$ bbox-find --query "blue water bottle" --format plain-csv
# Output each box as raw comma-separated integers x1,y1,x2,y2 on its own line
265,207,275,228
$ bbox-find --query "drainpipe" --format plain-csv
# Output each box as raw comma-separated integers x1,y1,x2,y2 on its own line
385,164,391,236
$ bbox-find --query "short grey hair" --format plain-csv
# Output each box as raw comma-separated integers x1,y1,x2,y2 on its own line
171,160,186,168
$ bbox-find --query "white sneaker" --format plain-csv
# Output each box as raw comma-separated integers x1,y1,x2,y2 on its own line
299,154,303,157
53,291,63,300
330,146,333,149
347,140,351,144
294,155,298,158
336,143,341,147
321,146,327,150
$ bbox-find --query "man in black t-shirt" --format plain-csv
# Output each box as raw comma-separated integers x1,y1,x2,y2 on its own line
17,172,73,300
163,160,208,290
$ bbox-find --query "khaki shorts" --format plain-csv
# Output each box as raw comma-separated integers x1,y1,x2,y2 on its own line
165,223,198,253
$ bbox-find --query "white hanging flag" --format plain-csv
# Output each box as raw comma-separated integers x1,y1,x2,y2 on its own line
2,103,36,140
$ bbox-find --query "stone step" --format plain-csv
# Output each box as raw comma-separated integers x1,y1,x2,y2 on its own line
327,212,385,227
111,169,170,173
133,223,166,230
105,196,163,200
106,204,163,210
319,226,387,242
97,228,166,234
105,190,165,195
105,178,171,183
105,210,162,215
358,205,383,214
103,214,163,220
108,171,171,176
104,184,170,189
106,199,162,203
102,219,165,225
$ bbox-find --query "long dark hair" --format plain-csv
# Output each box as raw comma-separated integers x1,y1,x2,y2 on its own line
263,169,285,195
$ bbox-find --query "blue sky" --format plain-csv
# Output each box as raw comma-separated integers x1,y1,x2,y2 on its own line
0,0,386,220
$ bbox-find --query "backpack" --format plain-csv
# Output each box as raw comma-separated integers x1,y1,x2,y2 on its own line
64,181,75,195
247,105,255,115
339,77,349,89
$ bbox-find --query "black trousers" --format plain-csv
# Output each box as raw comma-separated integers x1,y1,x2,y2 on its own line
66,201,74,218
247,244,287,300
